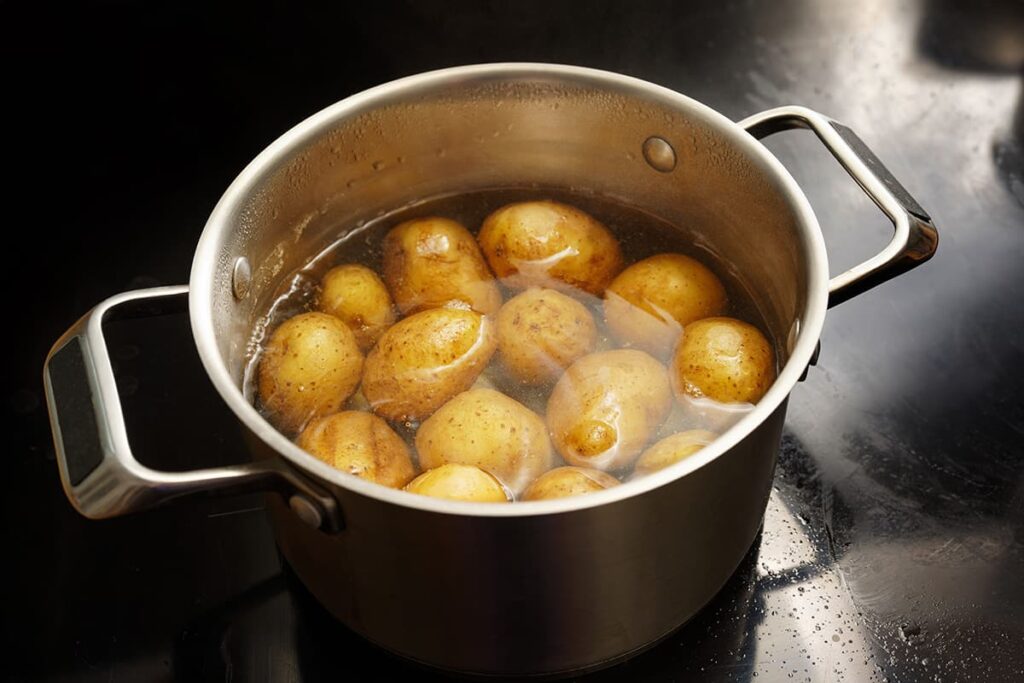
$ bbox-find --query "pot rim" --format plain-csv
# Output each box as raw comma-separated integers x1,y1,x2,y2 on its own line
189,62,829,518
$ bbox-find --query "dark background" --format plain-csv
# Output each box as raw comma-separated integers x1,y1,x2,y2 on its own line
4,1,1023,681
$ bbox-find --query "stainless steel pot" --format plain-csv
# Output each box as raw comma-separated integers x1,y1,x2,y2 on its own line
42,64,936,677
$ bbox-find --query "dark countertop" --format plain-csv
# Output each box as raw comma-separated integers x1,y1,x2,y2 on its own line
5,1,1023,681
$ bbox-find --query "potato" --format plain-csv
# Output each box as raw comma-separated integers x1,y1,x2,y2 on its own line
670,317,776,404
604,253,728,356
258,312,363,433
296,411,415,488
634,429,717,476
547,350,672,471
382,217,502,315
317,264,396,350
404,464,510,502
478,200,623,295
522,466,620,501
416,389,552,494
361,307,497,423
495,288,598,386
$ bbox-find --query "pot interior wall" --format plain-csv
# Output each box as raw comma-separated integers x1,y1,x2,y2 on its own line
204,73,808,384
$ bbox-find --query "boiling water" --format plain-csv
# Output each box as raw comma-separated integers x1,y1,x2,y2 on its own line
246,187,778,486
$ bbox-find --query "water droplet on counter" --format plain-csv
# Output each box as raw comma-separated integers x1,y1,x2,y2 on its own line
898,623,922,642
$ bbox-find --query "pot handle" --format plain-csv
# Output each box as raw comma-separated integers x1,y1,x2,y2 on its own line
740,106,938,306
42,286,341,531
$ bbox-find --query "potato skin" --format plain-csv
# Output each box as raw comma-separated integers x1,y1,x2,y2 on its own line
317,264,396,350
496,288,598,386
522,466,620,501
416,388,552,494
361,308,497,423
404,464,510,502
382,217,501,315
671,317,775,404
547,349,672,471
296,411,415,488
258,312,363,433
604,253,727,356
634,429,717,476
478,200,624,295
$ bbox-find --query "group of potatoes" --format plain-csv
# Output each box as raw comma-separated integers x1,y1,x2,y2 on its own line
257,199,776,503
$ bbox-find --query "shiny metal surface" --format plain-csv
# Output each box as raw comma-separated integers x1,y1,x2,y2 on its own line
231,256,252,301
10,1,1021,680
741,106,939,307
179,66,930,531
183,64,837,673
269,404,784,675
642,135,678,172
40,64,933,674
188,64,830,519
42,285,340,528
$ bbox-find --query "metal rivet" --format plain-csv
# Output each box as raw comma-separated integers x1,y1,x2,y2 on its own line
232,257,251,300
289,494,323,529
787,318,801,356
642,136,677,172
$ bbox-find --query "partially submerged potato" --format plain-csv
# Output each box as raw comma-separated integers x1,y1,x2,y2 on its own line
404,464,510,502
382,216,502,315
547,349,672,471
361,307,497,423
671,317,775,404
496,288,598,386
296,411,415,488
478,200,623,295
317,264,396,350
604,253,728,356
634,429,717,476
522,466,620,501
258,312,363,433
416,388,552,494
